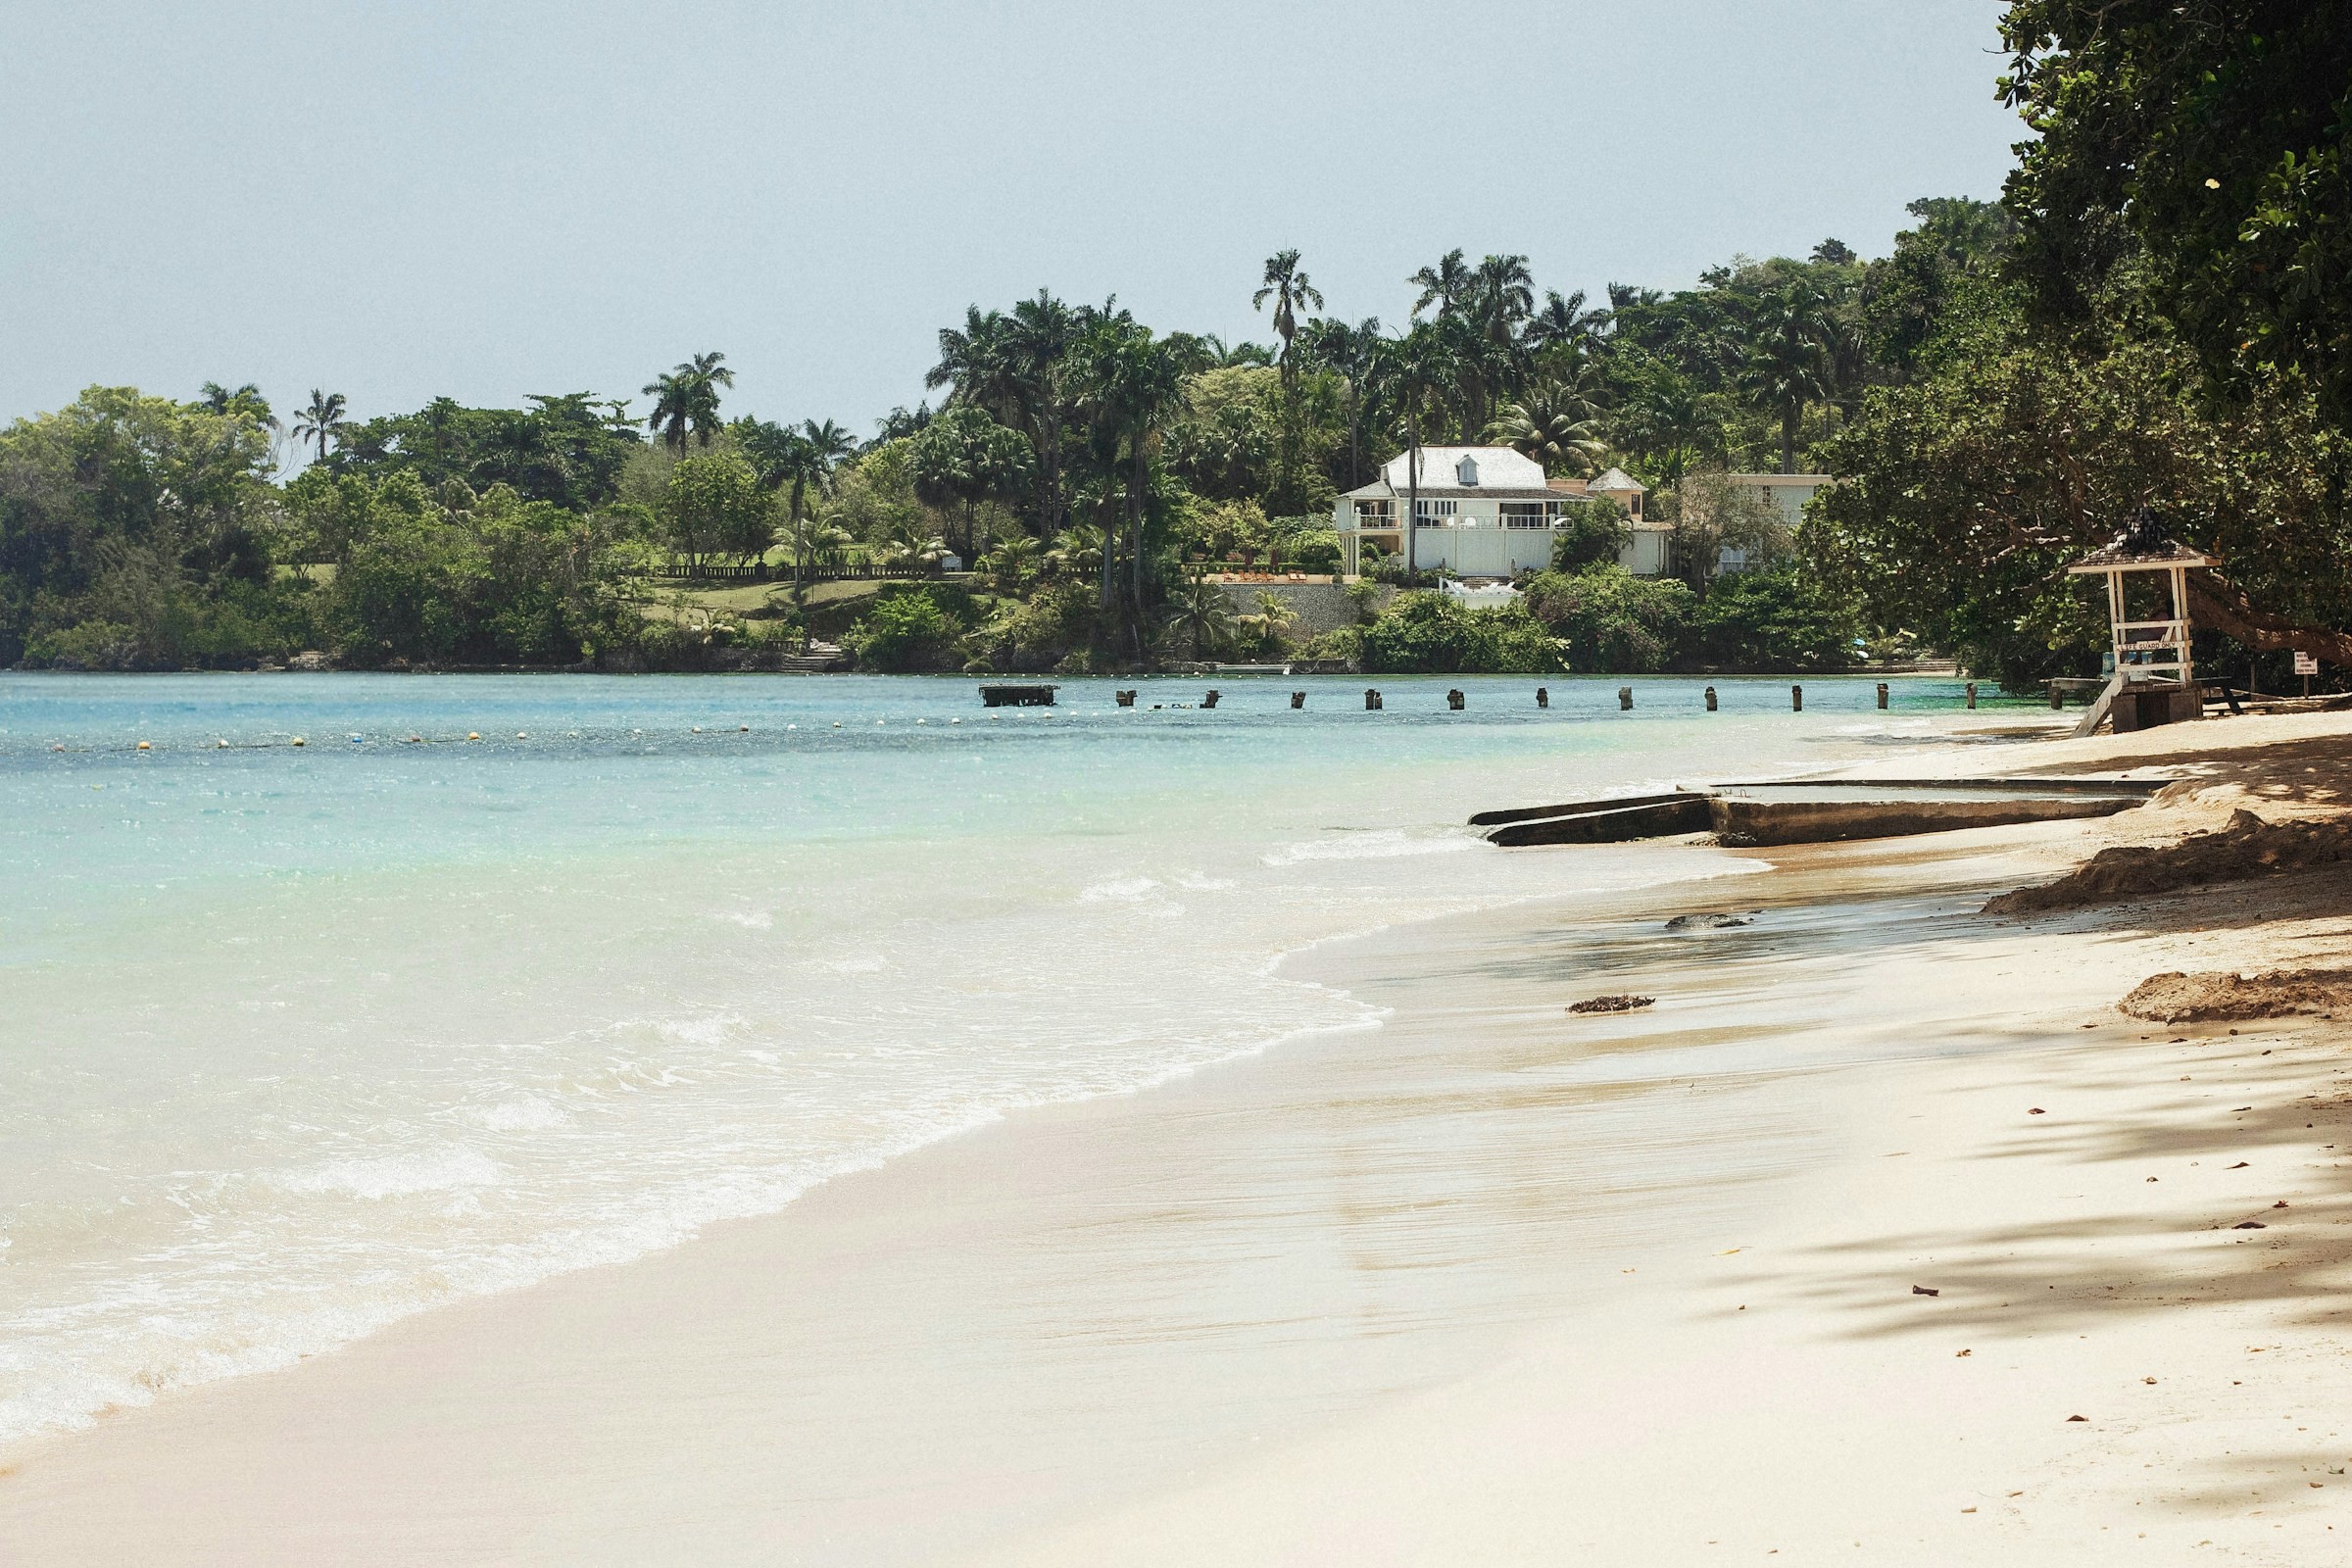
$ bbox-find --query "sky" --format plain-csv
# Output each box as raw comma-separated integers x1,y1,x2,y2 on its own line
0,1,2024,437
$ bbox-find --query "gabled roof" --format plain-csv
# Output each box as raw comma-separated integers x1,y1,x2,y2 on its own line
1379,446,1548,494
1588,466,1646,494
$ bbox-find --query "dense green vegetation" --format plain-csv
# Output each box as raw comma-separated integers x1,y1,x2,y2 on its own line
6,2,2341,680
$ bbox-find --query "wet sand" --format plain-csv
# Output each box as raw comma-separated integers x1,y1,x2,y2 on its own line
5,713,2350,1564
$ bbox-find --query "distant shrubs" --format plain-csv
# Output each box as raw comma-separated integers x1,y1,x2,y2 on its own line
841,583,982,672
1358,591,1564,674
1691,568,1864,671
1520,567,1695,673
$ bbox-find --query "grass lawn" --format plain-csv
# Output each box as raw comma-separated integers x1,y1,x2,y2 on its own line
636,577,886,624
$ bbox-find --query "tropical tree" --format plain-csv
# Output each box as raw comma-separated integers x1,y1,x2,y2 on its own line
1487,388,1607,476
906,405,1034,563
1238,588,1298,657
1161,569,1236,658
1296,316,1385,490
643,352,735,454
1408,249,1474,318
199,382,277,427
660,452,767,571
1043,521,1104,583
1371,324,1452,574
1071,318,1189,651
292,389,349,466
1737,282,1838,471
1252,249,1325,389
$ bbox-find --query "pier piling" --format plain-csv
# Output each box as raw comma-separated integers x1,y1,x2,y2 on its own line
1704,686,1717,711
1202,690,1219,709
1618,686,1633,711
1965,681,1978,710
1114,689,1136,708
1877,682,1889,710
1536,686,1548,709
1290,691,1305,709
1365,689,1383,710
1446,689,1465,710
1791,685,1803,711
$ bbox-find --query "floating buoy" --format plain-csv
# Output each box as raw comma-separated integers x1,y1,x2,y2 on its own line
515,732,527,739
875,719,884,726
406,735,422,744
348,733,364,744
51,744,64,752
738,724,748,732
217,738,229,748
692,726,703,733
291,737,307,747
786,723,798,731
832,721,842,728
950,717,961,724
136,740,152,750
466,732,480,741
915,717,926,724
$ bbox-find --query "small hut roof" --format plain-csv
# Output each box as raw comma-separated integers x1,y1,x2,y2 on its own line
2065,513,2218,573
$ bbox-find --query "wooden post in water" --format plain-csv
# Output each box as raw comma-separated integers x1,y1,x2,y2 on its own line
2049,682,2062,710
1704,686,1718,711
1290,691,1305,709
1535,686,1548,709
1618,686,1633,711
1115,689,1136,708
1876,682,1889,710
1202,690,1220,709
1965,681,1978,710
1446,688,1465,710
1365,689,1383,710
1791,684,1803,711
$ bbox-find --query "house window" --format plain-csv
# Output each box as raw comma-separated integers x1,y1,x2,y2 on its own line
1414,499,1457,526
1629,494,1642,515
1500,503,1551,529
1353,499,1396,526
1455,455,1479,486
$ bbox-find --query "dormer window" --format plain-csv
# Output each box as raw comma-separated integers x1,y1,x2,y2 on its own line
1455,455,1479,487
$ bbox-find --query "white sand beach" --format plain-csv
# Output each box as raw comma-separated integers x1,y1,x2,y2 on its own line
5,712,2350,1565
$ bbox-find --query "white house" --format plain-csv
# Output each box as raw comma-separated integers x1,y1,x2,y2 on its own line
1710,473,1831,573
1334,447,1669,579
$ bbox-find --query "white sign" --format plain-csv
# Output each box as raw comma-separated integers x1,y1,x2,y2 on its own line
2294,652,2320,675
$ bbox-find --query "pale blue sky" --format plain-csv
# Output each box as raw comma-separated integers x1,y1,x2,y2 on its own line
1,1,2021,435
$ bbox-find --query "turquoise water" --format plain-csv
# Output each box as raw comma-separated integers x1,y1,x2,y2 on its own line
0,672,2012,1448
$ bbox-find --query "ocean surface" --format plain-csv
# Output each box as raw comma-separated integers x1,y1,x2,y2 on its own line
0,671,2017,1450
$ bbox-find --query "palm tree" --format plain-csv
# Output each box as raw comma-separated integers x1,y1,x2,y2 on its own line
1737,283,1837,471
1374,325,1451,576
292,390,349,466
644,353,735,454
1252,250,1325,389
417,396,463,478
643,372,694,455
199,382,277,428
1162,569,1237,659
1526,289,1609,352
1487,391,1607,477
1071,319,1188,652
684,352,735,448
1044,521,1103,582
1297,316,1384,489
1408,249,1474,318
1240,589,1298,658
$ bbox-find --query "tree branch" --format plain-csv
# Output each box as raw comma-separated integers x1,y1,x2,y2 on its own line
2187,571,2352,665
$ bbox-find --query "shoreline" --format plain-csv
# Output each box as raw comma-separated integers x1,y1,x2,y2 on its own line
4,714,2349,1563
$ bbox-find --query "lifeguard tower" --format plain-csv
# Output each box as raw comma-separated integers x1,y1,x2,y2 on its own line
2064,510,2217,735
